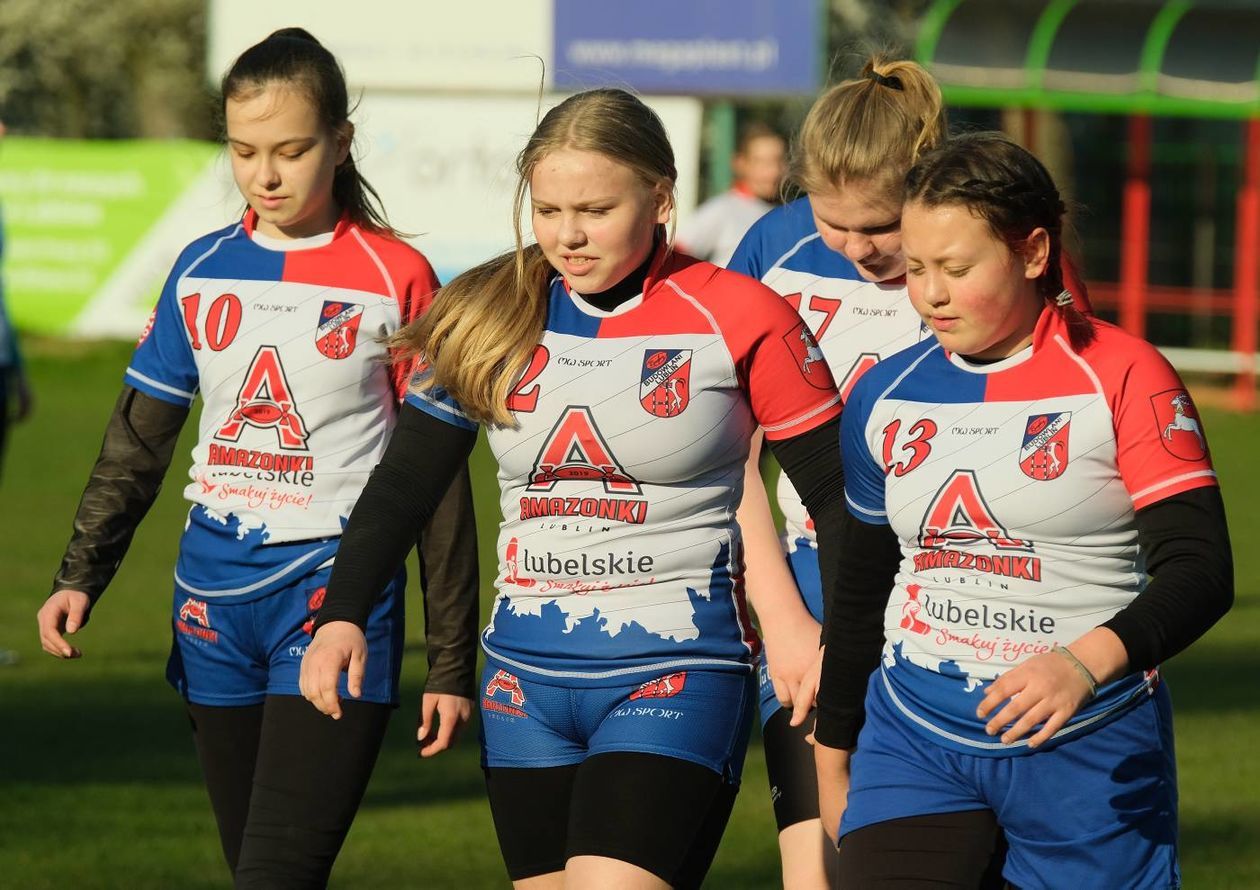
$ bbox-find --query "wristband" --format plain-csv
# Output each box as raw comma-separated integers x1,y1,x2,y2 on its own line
1052,644,1098,699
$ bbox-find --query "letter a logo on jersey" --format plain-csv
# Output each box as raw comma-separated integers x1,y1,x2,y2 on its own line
529,406,641,494
1019,412,1071,481
920,470,1031,551
640,348,692,417
217,346,310,449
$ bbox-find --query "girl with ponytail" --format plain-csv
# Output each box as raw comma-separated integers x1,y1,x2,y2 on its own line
39,29,480,887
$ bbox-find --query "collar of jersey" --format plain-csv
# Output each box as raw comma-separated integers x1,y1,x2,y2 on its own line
558,239,674,319
945,304,1060,374
242,208,351,252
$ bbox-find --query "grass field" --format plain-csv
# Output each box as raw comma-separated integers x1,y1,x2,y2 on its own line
1,339,1257,888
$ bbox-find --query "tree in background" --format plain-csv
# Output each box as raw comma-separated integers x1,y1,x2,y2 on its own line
0,0,215,138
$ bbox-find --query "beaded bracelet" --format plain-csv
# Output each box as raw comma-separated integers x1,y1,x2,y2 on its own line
1052,644,1098,699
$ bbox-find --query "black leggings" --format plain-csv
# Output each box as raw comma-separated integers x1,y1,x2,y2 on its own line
485,752,739,889
837,809,1012,889
187,695,391,889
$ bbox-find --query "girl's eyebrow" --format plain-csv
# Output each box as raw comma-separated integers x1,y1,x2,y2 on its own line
227,136,317,149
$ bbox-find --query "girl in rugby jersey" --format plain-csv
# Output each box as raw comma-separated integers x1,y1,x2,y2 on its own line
36,29,479,888
725,57,948,889
728,57,1092,889
814,132,1232,888
300,88,849,890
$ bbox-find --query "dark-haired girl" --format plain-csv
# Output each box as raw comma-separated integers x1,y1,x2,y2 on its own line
36,28,479,887
814,132,1232,888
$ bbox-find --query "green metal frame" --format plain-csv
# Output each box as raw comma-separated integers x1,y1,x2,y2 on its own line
917,0,1260,120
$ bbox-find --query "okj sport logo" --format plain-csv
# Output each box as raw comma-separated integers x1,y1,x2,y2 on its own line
640,348,692,417
315,301,364,360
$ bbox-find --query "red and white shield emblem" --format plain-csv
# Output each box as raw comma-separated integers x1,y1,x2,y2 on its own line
782,322,831,389
1019,412,1071,481
315,301,363,359
1151,389,1206,461
640,349,692,417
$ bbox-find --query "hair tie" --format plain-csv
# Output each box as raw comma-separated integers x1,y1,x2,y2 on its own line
1054,289,1074,307
867,70,904,91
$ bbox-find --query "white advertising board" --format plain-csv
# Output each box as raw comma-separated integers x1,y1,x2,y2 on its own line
207,1,553,92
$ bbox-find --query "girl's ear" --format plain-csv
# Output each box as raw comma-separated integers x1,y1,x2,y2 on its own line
335,122,354,166
652,182,674,225
1022,227,1051,280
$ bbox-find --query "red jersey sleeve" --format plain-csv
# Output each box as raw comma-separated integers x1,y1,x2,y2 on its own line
1100,331,1217,510
694,266,842,440
390,247,440,401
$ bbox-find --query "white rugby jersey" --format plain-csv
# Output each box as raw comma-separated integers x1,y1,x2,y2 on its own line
728,197,928,558
410,250,842,686
127,211,438,601
843,307,1217,753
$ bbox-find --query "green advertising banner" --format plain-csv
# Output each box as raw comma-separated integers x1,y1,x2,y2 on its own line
0,139,221,335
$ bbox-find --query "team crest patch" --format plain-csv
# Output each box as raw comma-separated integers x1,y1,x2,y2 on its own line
782,321,831,389
315,300,363,359
482,669,528,719
1151,389,1206,461
1019,412,1071,481
640,349,691,417
630,672,687,700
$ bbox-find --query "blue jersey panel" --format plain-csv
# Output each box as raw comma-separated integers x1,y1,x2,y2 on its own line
174,505,339,603
124,229,240,405
545,276,604,337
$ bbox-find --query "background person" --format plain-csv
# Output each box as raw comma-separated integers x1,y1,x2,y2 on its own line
677,121,787,267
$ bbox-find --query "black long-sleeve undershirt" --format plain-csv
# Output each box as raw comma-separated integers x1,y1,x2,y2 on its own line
814,485,1234,751
313,404,476,631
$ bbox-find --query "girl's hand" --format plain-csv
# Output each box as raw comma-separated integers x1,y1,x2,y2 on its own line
36,589,92,658
976,650,1094,747
791,644,824,728
299,620,367,719
814,743,852,845
762,610,822,716
416,693,473,757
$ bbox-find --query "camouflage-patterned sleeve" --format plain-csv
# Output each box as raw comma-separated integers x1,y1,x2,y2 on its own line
415,459,481,699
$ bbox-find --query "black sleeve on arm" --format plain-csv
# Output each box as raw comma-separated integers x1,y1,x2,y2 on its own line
313,403,476,632
1102,485,1233,672
813,515,900,749
766,416,898,747
415,460,481,699
764,416,846,627
53,386,189,603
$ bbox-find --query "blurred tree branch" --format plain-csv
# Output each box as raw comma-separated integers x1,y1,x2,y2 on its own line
0,0,215,138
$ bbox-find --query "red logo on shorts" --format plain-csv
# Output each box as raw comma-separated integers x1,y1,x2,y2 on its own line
629,671,687,700
179,598,211,628
485,670,526,707
301,586,327,636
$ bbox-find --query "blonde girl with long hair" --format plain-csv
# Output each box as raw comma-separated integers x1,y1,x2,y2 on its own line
300,88,850,890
